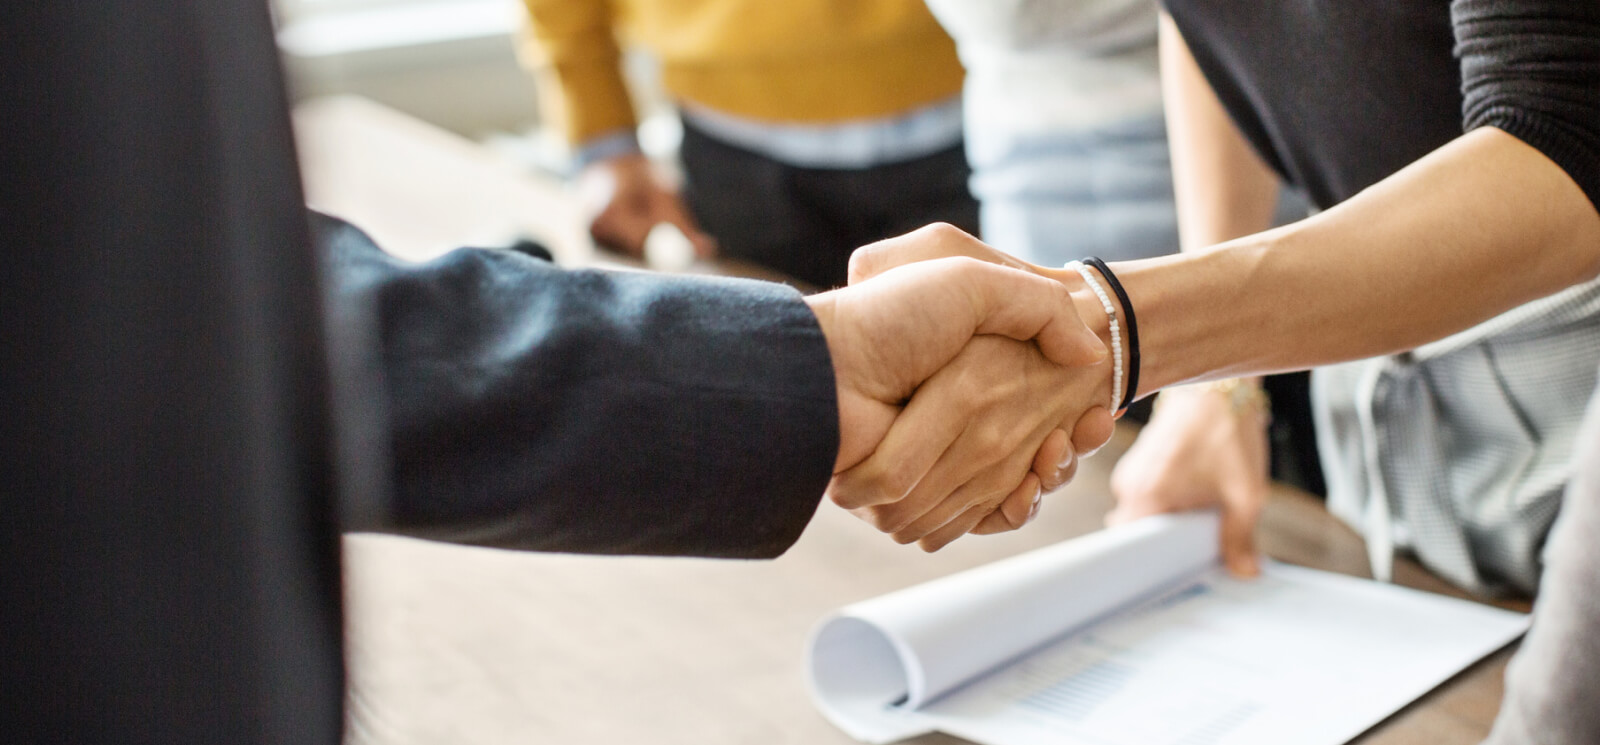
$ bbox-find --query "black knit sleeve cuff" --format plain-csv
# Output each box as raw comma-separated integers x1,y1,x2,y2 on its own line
1469,108,1600,215
1453,0,1600,215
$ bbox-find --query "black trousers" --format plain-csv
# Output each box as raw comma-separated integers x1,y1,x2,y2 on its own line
680,117,981,290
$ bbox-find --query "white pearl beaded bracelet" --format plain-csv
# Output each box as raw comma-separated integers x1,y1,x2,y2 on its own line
1064,260,1122,413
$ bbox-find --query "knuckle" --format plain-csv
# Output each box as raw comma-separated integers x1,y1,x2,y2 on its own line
892,528,922,546
872,506,916,535
827,485,867,510
829,464,905,509
829,485,891,511
878,464,921,505
971,425,1012,458
845,246,878,283
918,221,964,241
851,506,889,531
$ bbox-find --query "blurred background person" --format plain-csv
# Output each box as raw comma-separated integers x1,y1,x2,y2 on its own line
923,0,1175,267
520,0,979,288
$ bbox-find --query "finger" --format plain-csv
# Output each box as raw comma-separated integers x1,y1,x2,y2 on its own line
1104,487,1167,526
953,259,1107,369
972,472,1043,536
828,393,967,511
1220,490,1266,577
917,503,989,552
890,446,1034,544
1105,462,1168,527
1104,505,1140,526
860,418,1003,536
1031,429,1071,491
1070,406,1117,458
589,209,653,257
916,471,1029,551
847,223,1038,284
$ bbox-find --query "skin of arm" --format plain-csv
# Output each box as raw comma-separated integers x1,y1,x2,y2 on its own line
828,15,1288,555
1097,126,1600,391
838,103,1600,556
1106,13,1284,576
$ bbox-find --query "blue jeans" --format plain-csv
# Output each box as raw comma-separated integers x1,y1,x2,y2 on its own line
970,112,1180,266
970,111,1310,266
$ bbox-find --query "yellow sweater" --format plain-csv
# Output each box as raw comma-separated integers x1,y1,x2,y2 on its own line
519,0,965,144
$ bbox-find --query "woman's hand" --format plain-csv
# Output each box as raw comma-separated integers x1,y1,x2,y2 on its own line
824,224,1118,550
1108,384,1271,576
828,334,1115,551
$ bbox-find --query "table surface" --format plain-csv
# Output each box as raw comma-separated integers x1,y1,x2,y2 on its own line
294,96,1529,745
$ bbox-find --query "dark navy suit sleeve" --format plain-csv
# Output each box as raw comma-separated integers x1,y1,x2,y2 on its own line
316,213,839,558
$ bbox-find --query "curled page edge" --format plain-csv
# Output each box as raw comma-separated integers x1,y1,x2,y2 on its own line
806,615,934,743
807,511,1221,743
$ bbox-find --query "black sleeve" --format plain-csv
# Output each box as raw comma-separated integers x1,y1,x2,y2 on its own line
316,214,839,559
1454,0,1600,212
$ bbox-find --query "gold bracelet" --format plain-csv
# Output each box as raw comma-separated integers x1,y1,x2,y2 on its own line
1156,378,1272,421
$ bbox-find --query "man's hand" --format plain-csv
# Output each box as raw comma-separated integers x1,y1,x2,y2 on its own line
836,335,1115,551
1108,385,1271,576
578,153,716,259
803,224,1116,548
802,244,1106,472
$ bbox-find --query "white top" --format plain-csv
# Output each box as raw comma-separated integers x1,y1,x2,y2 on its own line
924,0,1165,162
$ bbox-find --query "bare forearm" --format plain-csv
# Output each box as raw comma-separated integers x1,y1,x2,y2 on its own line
1071,127,1600,395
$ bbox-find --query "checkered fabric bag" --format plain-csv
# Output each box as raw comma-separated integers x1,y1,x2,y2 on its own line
1313,276,1600,596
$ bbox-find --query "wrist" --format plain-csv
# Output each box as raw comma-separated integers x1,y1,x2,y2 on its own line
1159,378,1271,423
1045,266,1131,415
803,293,859,471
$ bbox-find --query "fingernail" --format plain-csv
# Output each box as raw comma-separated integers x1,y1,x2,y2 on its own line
1056,452,1075,484
1028,482,1044,523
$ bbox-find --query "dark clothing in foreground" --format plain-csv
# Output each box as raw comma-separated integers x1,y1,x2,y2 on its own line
2,3,834,744
1163,0,1600,212
319,214,836,557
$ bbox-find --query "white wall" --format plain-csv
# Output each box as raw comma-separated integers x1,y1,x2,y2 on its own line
276,0,540,137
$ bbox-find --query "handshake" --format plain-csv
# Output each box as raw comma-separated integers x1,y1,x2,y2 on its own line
803,224,1123,551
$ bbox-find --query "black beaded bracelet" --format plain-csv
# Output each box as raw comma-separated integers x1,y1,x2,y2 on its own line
1083,257,1140,413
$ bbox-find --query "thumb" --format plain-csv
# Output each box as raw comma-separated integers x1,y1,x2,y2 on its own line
956,259,1107,368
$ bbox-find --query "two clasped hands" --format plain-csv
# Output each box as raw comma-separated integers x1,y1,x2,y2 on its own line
800,223,1133,552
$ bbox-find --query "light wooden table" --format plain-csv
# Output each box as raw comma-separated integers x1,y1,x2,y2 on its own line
294,96,1527,745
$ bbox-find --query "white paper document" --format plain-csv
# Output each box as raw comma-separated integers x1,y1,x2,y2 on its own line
806,512,1528,745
